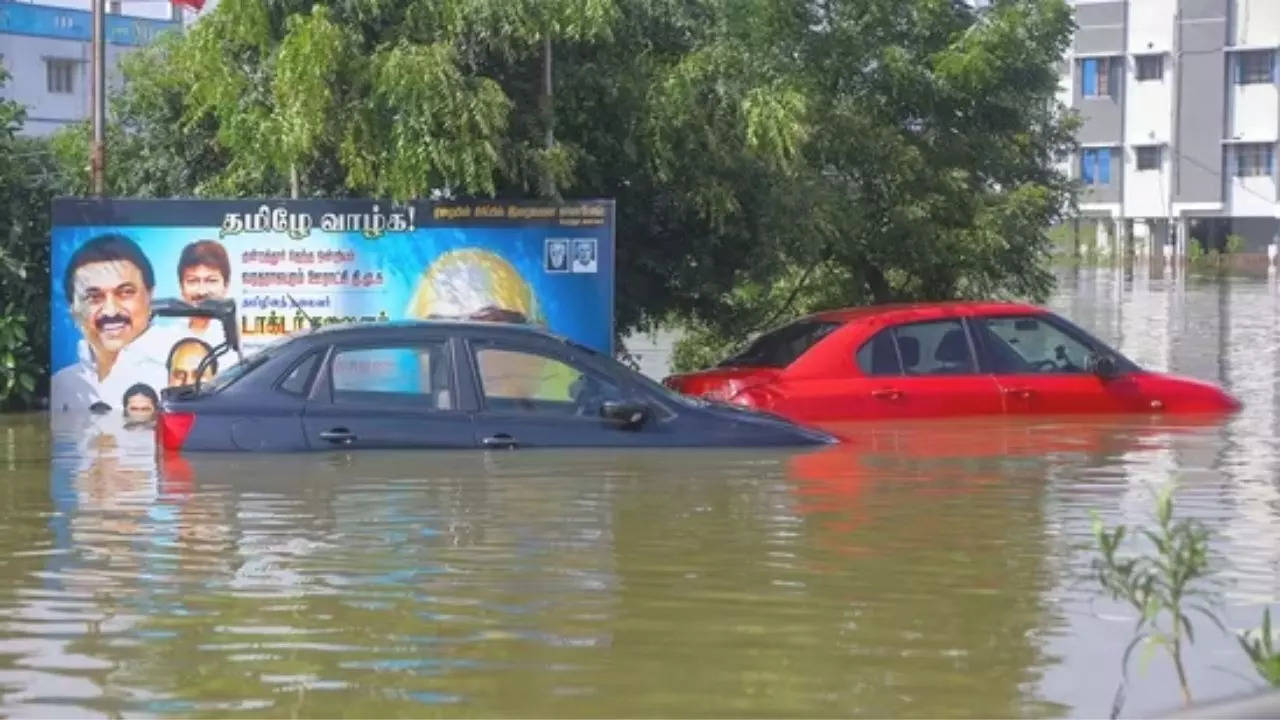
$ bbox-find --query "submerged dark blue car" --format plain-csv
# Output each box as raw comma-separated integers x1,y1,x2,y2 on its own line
156,317,837,452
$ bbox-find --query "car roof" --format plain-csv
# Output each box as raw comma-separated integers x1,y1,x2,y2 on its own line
303,318,575,344
802,300,1047,325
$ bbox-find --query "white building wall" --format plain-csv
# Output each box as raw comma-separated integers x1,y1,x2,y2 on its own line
1228,174,1278,217
1228,80,1279,143
35,0,179,21
1231,0,1280,47
0,34,139,136
1,8,155,138
1128,0,1175,53
1123,147,1171,218
1124,60,1172,145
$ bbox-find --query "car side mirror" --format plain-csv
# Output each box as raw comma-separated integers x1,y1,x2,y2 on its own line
1087,352,1118,380
601,400,648,430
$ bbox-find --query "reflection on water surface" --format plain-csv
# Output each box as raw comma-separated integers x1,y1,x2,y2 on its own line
1,268,1278,717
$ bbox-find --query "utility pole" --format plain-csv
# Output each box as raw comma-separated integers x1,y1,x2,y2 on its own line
90,0,106,196
541,33,555,197
1167,7,1180,263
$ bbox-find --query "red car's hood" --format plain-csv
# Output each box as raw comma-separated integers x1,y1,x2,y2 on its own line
663,366,782,401
1134,371,1243,413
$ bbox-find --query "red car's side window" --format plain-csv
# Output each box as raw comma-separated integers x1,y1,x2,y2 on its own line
854,319,978,376
855,329,900,376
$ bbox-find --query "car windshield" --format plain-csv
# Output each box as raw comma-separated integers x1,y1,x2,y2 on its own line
200,331,308,394
717,320,841,368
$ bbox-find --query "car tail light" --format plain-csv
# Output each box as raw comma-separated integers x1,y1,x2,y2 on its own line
157,411,196,451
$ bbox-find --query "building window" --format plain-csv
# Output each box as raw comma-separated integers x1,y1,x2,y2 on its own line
1235,50,1274,84
1135,146,1162,171
46,59,75,94
1232,143,1274,177
1081,148,1112,185
1135,55,1163,81
1081,57,1116,97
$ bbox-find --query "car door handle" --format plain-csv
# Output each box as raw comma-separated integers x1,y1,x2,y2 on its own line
319,428,356,444
870,388,903,400
481,434,518,449
1002,387,1035,400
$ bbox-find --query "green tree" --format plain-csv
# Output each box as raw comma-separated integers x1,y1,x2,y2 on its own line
0,68,63,408
54,0,1078,363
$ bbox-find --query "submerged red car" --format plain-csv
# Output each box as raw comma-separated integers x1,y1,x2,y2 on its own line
662,301,1242,421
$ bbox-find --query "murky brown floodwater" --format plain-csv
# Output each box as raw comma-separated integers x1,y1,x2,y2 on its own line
1,266,1278,718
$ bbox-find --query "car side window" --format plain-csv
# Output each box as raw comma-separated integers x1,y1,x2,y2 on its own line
278,352,320,396
891,319,976,375
330,343,455,409
473,344,622,414
855,329,902,376
976,315,1092,374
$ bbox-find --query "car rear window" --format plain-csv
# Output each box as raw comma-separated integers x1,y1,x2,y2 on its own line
718,320,841,368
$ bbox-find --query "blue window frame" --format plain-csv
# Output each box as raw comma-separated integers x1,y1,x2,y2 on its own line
1081,148,1112,185
1080,57,1114,97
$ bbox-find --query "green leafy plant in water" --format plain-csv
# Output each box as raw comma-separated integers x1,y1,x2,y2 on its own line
1091,484,1219,715
1092,486,1280,717
1186,239,1205,265
1225,233,1246,256
1238,608,1280,687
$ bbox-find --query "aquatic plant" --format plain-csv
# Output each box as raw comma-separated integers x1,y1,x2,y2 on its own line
1091,485,1216,714
1239,608,1280,687
1091,486,1280,717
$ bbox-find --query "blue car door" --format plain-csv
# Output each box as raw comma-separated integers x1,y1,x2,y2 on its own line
301,338,476,450
464,337,641,448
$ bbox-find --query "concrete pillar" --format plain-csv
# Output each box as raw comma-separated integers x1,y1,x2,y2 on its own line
1113,218,1124,263
1174,218,1188,258
1096,220,1111,258
1133,220,1151,258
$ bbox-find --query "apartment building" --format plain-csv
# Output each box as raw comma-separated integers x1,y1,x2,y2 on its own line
1063,0,1280,258
0,0,181,137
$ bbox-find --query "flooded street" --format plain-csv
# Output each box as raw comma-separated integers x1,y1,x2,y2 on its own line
1,267,1278,718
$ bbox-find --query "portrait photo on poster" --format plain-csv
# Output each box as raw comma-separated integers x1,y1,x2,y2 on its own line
572,238,597,273
544,238,570,273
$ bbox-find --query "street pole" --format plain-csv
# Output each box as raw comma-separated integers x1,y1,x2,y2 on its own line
90,0,106,196
541,32,555,197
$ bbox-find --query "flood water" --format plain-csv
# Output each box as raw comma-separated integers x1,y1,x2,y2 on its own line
1,266,1278,718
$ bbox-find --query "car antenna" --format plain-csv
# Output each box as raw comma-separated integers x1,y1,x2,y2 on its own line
286,293,320,329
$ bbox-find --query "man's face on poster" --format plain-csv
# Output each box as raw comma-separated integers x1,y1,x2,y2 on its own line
181,263,228,304
168,342,215,388
123,392,156,424
575,242,594,264
71,260,152,355
548,241,567,269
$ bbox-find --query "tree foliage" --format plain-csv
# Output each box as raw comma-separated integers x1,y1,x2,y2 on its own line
54,0,1079,360
0,69,61,409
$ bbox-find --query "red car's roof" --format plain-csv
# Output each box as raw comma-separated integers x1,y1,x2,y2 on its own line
803,300,1047,325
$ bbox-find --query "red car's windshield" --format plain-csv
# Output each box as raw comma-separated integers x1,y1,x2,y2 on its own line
717,320,842,368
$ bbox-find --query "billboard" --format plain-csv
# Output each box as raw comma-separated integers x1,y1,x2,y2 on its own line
49,198,616,415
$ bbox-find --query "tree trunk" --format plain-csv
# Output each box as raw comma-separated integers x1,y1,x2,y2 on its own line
865,263,891,304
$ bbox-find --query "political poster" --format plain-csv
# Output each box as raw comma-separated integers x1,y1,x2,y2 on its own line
49,198,616,415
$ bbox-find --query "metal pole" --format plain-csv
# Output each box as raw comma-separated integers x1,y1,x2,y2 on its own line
90,0,106,196
539,32,555,197
543,33,553,150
